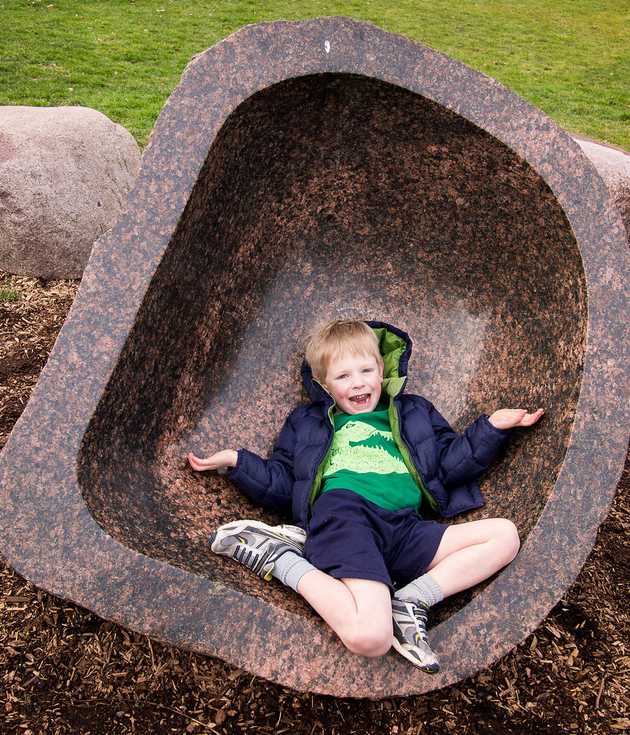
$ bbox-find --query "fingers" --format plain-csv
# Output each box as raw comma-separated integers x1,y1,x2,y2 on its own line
187,452,219,471
492,407,545,429
518,408,545,426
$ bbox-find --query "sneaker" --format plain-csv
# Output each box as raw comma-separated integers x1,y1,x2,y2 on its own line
391,598,440,673
209,520,306,581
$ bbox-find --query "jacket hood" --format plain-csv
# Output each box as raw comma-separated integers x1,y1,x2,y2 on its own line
300,320,412,404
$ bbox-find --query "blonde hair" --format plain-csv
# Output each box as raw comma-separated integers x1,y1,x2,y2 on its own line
304,319,383,383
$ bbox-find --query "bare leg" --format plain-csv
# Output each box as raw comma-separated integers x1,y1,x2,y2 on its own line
426,518,520,597
296,571,392,656
385,518,520,673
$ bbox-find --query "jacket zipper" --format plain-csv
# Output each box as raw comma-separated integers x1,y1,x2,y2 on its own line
391,398,438,512
307,381,335,510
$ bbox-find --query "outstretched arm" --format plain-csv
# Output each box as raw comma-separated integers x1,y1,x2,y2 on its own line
187,409,301,514
426,400,544,488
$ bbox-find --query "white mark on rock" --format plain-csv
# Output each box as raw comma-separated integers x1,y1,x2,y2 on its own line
324,40,331,54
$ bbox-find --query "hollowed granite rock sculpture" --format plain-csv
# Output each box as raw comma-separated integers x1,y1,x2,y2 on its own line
0,18,628,697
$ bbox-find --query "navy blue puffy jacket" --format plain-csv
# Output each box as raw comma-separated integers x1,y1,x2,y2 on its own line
226,321,511,529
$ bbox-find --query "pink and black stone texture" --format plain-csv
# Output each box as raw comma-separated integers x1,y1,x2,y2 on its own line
0,18,628,697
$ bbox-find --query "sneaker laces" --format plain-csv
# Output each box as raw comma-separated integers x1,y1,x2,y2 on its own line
412,603,429,641
234,539,289,578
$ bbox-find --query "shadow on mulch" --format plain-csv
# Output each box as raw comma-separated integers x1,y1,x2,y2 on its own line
1,271,628,735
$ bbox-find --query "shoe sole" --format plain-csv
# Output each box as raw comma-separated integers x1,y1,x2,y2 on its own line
391,637,440,674
209,519,306,550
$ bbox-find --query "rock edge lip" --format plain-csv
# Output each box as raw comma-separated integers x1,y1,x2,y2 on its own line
0,17,628,697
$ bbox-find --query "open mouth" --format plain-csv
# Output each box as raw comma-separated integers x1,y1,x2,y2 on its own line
349,393,370,406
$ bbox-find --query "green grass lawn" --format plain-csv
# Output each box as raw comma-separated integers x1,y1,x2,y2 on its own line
0,0,628,148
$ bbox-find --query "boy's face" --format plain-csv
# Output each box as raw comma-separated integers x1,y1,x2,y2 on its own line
323,351,384,414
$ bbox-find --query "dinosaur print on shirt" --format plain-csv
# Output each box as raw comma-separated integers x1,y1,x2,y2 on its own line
319,407,422,511
323,420,408,477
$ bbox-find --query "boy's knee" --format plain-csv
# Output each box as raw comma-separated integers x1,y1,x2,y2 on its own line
343,626,392,658
496,519,520,562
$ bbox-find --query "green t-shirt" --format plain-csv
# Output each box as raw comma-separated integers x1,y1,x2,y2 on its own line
321,402,421,511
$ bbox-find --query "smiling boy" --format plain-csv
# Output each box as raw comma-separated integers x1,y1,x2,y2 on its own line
188,319,543,672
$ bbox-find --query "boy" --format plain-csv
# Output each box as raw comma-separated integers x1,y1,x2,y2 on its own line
188,319,543,672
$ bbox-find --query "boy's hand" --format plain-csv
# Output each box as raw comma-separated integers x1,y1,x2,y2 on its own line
488,408,544,430
187,450,238,472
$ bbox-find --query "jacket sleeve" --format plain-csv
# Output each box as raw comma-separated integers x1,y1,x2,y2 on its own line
424,399,511,488
224,408,300,515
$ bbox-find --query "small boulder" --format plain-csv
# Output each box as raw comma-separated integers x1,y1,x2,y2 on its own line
573,134,630,240
0,106,141,279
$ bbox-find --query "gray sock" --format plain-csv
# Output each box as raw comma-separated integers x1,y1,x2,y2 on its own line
271,551,317,592
394,573,444,607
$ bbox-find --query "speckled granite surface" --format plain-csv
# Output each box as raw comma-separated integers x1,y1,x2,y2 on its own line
0,18,628,697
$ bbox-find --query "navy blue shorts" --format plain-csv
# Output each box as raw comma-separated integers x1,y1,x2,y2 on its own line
303,489,449,592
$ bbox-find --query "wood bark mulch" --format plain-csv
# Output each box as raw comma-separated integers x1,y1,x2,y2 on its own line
0,270,628,735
